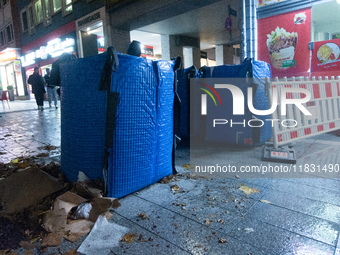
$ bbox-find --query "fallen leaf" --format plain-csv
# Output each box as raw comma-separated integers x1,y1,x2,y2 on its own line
244,228,254,233
205,218,211,224
217,219,224,224
182,164,194,170
210,215,215,218
41,232,64,247
239,185,260,195
138,213,149,220
219,238,227,243
225,211,229,214
260,200,271,204
170,184,180,192
120,233,137,244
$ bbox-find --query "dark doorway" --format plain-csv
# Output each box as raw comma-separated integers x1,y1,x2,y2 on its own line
81,31,98,57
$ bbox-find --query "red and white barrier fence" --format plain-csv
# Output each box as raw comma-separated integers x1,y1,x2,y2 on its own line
263,75,340,163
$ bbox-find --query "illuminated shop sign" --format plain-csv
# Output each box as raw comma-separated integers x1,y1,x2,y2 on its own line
78,12,100,27
21,35,76,67
0,50,17,62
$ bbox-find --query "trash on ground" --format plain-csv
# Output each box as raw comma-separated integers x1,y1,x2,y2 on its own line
170,184,181,192
0,167,65,215
244,228,254,233
219,238,227,243
138,212,149,220
260,200,271,204
77,215,129,255
0,156,120,250
120,233,137,244
239,185,260,195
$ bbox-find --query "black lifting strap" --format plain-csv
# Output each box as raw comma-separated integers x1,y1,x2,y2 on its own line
99,46,119,92
99,46,119,196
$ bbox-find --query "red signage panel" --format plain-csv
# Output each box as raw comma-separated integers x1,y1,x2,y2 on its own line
258,8,311,78
311,38,340,78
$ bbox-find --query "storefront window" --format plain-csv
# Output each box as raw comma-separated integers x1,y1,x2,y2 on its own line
34,0,43,24
53,0,62,13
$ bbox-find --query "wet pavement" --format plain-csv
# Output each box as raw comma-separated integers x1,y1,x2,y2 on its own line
1,100,340,255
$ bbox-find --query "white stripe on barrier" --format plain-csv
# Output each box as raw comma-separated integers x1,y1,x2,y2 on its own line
266,76,340,148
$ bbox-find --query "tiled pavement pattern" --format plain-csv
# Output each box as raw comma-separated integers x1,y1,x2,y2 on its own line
1,101,340,255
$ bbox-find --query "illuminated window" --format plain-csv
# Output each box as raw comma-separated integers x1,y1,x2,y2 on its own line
52,0,61,13
44,0,50,18
28,4,35,34
34,0,43,24
62,0,72,16
43,0,52,26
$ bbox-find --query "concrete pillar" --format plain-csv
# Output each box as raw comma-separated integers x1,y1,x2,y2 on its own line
109,28,130,54
223,45,234,65
183,47,193,68
161,35,183,61
215,45,224,66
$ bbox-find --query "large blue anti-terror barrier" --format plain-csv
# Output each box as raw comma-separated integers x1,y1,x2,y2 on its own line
190,59,272,145
60,51,175,198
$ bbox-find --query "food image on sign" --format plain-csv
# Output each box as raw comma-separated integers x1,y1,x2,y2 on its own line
294,12,306,25
316,43,340,63
267,27,298,69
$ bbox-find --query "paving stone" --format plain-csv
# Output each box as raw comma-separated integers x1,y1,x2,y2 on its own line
109,214,191,255
287,177,340,192
261,190,340,224
274,179,340,207
228,217,335,255
135,179,196,206
245,202,339,245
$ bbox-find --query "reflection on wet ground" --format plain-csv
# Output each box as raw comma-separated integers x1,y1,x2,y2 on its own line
0,108,340,255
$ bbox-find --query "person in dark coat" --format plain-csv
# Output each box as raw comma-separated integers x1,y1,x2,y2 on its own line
49,53,76,97
28,67,46,111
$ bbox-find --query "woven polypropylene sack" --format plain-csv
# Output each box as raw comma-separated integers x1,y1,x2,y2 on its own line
204,59,272,145
60,53,108,182
108,54,174,198
176,66,198,139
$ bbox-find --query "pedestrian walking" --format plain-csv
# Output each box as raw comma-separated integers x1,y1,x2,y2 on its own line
44,68,58,109
28,67,46,111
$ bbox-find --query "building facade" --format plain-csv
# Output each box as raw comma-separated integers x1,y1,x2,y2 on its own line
17,0,106,97
0,0,25,98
